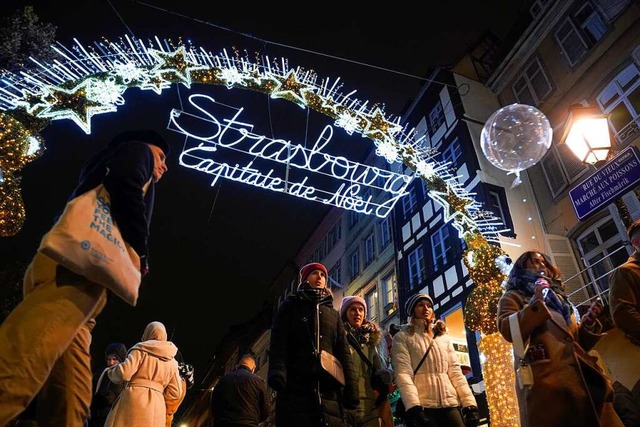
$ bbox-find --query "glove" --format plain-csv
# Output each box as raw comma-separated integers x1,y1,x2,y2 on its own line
581,299,603,327
462,405,480,427
267,373,285,392
371,368,393,394
140,255,149,277
405,406,431,427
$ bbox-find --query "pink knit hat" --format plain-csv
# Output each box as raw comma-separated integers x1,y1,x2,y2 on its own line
299,262,328,284
340,295,367,320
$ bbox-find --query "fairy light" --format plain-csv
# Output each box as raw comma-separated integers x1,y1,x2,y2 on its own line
0,36,522,424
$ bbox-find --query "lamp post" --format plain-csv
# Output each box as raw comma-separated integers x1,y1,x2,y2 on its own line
561,104,613,167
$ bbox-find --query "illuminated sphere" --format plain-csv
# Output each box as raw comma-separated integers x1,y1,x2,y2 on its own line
480,103,552,176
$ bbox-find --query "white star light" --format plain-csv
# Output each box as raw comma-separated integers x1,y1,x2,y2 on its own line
415,159,437,179
219,67,245,88
110,61,147,84
335,111,360,135
85,77,125,106
375,138,400,163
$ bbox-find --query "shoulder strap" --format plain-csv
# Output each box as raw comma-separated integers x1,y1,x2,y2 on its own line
509,312,529,359
413,339,434,375
347,331,374,369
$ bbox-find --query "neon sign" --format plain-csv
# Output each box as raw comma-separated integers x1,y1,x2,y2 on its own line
168,94,413,217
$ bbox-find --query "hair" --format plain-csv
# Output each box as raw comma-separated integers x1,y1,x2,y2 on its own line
627,219,640,240
511,251,561,279
508,250,566,292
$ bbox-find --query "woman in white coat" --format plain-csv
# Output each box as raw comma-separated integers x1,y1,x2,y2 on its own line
391,293,479,427
104,321,182,427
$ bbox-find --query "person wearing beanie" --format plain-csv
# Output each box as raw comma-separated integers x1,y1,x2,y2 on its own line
391,293,479,427
0,129,170,427
104,321,182,427
89,343,128,427
268,262,359,427
340,295,394,427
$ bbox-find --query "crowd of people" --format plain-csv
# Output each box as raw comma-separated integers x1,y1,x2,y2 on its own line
1,128,638,427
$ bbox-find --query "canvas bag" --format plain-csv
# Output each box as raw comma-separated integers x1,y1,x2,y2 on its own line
38,183,144,306
319,349,345,386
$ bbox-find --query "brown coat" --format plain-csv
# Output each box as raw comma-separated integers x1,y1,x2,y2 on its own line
609,252,640,344
497,289,623,427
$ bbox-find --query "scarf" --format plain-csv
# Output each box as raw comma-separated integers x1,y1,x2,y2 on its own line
346,322,377,345
296,282,332,304
506,269,572,325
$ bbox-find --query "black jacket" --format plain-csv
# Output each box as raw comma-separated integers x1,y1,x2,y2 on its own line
211,366,271,426
268,285,358,427
67,141,156,259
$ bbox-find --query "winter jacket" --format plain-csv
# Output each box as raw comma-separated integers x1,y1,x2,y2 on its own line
391,320,475,411
68,141,156,260
609,252,640,344
104,323,182,427
497,285,623,427
268,285,358,427
211,365,271,426
344,322,390,427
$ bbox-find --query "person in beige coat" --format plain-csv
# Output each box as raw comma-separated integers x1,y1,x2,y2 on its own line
104,321,182,427
497,250,623,427
391,293,478,427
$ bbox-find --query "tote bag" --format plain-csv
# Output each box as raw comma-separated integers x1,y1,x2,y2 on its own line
38,184,142,306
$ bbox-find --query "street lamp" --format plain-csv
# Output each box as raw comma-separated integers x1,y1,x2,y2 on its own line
561,104,612,167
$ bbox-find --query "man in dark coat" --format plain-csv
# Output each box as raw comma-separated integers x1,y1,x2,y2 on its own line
0,130,170,427
88,343,127,427
268,262,359,427
211,353,271,426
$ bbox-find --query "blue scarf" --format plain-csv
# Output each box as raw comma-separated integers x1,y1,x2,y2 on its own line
506,269,572,325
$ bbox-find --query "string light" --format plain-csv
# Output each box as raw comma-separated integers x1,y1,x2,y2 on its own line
0,36,521,424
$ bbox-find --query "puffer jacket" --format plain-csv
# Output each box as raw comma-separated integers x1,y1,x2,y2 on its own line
268,285,358,427
390,320,475,411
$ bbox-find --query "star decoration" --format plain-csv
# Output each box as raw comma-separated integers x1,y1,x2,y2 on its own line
12,88,52,115
148,46,208,89
428,188,478,237
37,80,117,134
362,108,402,141
139,74,171,95
270,70,314,108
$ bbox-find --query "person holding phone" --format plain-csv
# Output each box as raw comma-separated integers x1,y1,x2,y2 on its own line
496,250,622,427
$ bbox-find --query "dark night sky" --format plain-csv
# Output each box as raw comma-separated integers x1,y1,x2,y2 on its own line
1,0,526,389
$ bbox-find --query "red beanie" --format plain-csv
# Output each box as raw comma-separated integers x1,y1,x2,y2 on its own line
299,262,328,285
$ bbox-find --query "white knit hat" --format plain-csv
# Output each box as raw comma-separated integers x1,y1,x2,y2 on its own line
405,293,433,317
340,295,367,320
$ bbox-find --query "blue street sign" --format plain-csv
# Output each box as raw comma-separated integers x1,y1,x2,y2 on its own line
569,145,640,221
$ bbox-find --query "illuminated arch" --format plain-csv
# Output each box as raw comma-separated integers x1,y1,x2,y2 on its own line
0,35,518,425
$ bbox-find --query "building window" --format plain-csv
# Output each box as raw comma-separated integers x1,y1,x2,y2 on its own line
348,210,360,229
597,63,640,146
350,250,360,281
379,216,392,249
402,186,418,218
484,184,515,237
440,138,463,169
327,222,342,251
575,217,629,297
364,233,375,267
512,57,552,106
381,272,396,313
329,261,342,288
407,245,426,288
431,224,456,272
555,2,607,66
529,0,551,19
428,102,445,134
365,289,379,322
